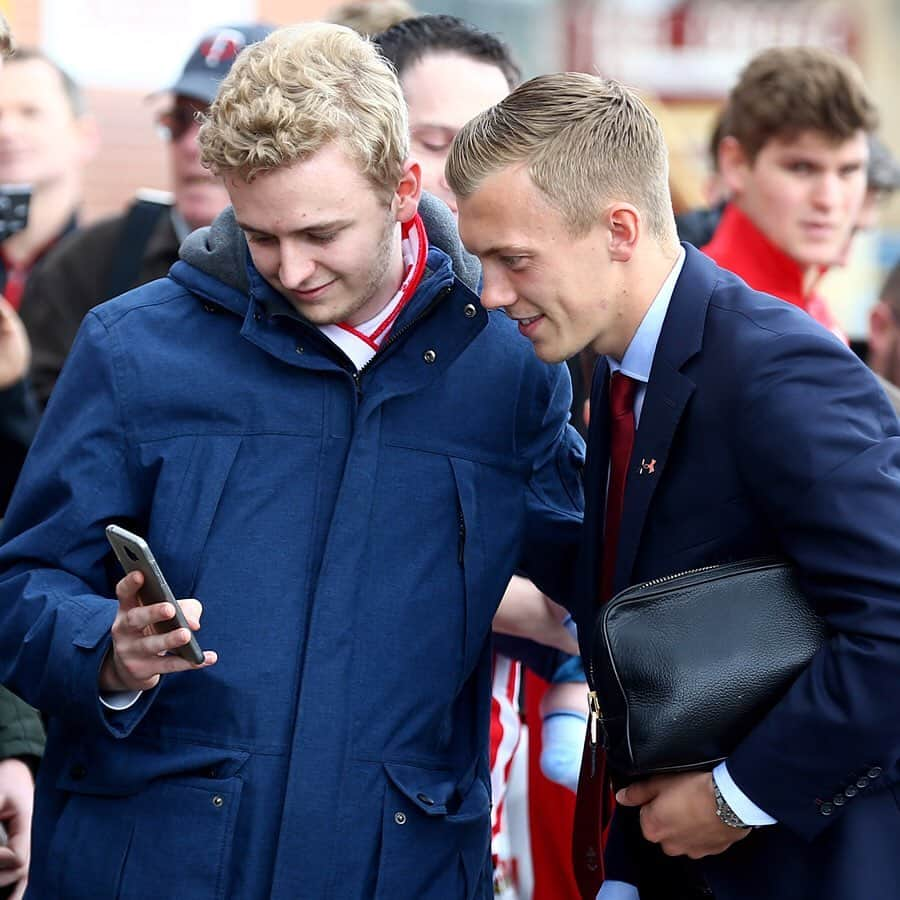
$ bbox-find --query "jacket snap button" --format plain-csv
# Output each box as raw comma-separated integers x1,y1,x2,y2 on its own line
844,785,858,798
867,767,882,779
832,794,846,806
212,794,225,808
394,812,407,825
253,311,262,321
819,802,834,816
423,350,437,364
295,345,304,354
856,778,869,789
69,764,87,780
463,304,477,318
416,793,435,806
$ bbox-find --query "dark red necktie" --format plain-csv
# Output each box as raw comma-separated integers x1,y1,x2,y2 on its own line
573,370,638,899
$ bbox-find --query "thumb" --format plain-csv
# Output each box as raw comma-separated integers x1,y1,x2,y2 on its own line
616,779,660,807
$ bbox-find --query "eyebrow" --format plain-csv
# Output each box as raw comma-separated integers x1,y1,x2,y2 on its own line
476,244,532,259
235,218,351,236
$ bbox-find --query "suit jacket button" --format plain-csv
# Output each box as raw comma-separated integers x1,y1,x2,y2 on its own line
820,802,834,816
856,778,869,789
832,795,846,806
844,785,858,798
867,767,882,779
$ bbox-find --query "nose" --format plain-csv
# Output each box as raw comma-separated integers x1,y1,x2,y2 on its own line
811,172,842,210
437,174,458,214
278,243,317,289
480,266,516,310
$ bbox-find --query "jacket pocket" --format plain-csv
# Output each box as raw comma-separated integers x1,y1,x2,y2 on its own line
374,762,491,900
47,749,246,899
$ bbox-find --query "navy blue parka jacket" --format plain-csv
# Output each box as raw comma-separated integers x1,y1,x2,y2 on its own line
0,201,584,899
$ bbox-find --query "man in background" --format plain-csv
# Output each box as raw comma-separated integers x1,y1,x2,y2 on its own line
0,48,97,311
702,46,876,339
19,22,271,407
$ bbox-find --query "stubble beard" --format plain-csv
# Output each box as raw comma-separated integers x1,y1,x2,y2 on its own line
334,207,401,327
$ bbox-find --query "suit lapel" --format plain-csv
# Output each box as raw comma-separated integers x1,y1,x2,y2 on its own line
612,244,718,593
575,360,611,622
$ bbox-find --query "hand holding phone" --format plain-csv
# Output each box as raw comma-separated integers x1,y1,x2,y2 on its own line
101,525,216,690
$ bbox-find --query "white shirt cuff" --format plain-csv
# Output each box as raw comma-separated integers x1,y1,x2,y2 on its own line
714,761,777,826
100,690,143,711
597,881,640,900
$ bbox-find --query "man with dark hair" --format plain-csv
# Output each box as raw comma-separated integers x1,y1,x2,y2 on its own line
375,15,520,216
18,23,272,407
702,46,877,339
0,48,98,311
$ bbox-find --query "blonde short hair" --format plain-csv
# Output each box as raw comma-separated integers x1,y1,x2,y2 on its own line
447,73,676,242
198,23,409,192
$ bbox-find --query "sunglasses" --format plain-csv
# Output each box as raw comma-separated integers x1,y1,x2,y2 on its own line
157,101,207,142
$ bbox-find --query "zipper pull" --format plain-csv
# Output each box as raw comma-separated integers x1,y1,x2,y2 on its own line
588,691,602,777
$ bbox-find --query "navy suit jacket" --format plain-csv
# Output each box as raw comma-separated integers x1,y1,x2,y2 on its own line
574,245,900,900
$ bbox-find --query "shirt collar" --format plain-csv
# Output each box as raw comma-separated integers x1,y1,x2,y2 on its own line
607,247,685,382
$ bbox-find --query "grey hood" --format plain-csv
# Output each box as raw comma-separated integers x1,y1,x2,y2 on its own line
179,191,482,295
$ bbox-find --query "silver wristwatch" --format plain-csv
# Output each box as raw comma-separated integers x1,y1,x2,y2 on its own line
713,779,751,829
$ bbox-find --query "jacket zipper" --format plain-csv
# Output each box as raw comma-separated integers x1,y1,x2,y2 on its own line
584,557,777,768
351,286,453,395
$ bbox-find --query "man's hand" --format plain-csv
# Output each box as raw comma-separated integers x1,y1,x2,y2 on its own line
99,571,217,693
0,757,35,899
616,771,752,859
493,575,579,655
0,297,29,390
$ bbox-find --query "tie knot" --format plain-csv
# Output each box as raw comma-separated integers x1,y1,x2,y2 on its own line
609,371,638,419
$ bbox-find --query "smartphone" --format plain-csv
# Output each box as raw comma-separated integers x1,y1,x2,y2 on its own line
0,184,31,241
105,525,205,665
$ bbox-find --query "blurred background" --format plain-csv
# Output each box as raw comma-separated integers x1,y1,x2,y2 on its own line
3,0,898,339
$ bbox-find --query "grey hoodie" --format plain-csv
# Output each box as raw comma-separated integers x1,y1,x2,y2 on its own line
179,191,481,295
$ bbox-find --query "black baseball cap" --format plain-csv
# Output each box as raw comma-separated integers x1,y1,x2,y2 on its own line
166,23,273,104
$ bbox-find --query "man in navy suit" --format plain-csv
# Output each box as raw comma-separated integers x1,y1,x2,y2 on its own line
449,73,900,900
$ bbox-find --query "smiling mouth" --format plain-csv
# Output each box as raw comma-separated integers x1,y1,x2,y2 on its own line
292,281,335,299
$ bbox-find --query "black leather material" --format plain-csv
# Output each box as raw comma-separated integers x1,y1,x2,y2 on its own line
589,559,828,779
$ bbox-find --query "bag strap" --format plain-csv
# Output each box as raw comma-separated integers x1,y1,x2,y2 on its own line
103,197,170,301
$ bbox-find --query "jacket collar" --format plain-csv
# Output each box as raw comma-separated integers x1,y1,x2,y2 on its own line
702,203,811,311
583,243,717,600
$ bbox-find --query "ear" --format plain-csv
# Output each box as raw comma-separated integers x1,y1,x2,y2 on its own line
718,135,751,198
394,159,422,224
869,300,894,354
605,203,640,262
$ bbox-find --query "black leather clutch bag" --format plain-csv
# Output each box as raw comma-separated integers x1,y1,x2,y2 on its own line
588,558,828,779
